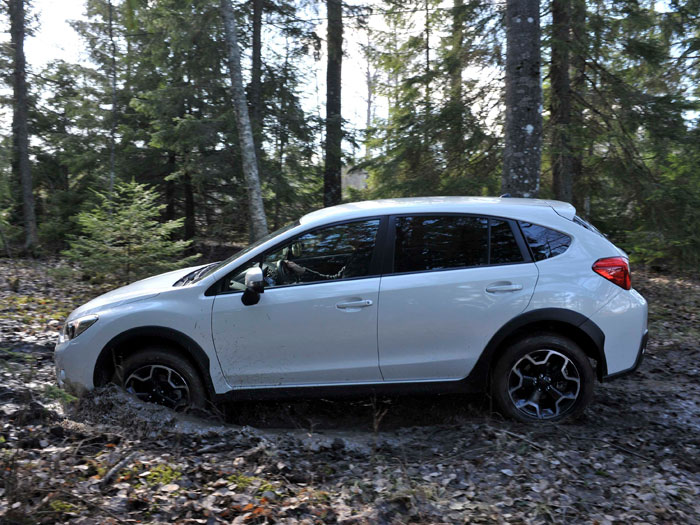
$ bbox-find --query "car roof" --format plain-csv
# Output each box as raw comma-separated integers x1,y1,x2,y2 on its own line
299,196,576,226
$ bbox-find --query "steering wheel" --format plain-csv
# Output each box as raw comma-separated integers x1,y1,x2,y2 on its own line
276,258,292,284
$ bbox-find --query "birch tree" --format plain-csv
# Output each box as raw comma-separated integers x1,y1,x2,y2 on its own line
220,0,268,240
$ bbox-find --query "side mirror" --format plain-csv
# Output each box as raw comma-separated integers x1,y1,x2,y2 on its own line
242,266,264,306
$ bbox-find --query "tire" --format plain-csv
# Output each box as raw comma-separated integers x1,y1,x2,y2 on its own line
491,333,594,422
118,348,207,411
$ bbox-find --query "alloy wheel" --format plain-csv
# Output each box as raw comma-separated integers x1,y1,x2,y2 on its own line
125,364,191,410
507,349,581,420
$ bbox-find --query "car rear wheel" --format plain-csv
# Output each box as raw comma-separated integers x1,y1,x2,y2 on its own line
119,349,207,411
492,334,594,422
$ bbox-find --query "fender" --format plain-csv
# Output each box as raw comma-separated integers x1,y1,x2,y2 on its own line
463,308,607,390
93,326,216,398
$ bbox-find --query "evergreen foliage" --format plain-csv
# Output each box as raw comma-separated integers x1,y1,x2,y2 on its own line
62,181,199,284
0,0,699,269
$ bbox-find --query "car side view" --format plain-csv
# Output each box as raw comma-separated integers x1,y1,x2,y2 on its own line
54,197,648,422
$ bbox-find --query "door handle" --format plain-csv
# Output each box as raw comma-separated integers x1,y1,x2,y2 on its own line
336,299,373,309
485,283,523,293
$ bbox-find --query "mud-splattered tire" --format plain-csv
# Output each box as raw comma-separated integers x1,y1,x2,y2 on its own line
118,348,207,411
492,334,594,422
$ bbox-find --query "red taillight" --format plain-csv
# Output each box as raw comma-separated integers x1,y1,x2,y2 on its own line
592,257,631,290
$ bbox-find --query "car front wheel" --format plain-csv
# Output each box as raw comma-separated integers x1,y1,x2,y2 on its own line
492,334,594,422
119,349,207,411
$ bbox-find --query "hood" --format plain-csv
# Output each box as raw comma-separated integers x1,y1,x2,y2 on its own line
67,264,207,320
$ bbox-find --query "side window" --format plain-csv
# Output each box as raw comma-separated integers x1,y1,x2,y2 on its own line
226,219,380,290
394,216,488,273
491,220,524,264
518,221,572,261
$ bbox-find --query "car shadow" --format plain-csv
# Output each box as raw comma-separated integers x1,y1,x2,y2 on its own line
222,393,492,431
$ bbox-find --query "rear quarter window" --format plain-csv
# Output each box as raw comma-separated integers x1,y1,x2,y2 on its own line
518,222,572,261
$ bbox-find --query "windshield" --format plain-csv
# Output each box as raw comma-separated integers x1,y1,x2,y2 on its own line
190,220,300,283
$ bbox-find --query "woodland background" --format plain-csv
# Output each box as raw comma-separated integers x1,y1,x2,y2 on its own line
2,2,700,522
1,0,700,271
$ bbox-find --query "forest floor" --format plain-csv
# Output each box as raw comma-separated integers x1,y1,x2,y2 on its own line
0,259,699,524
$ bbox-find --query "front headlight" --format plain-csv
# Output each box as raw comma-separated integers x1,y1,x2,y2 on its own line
59,315,99,343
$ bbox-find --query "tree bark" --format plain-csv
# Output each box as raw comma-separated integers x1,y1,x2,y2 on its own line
446,0,465,170
108,0,118,196
183,172,195,243
9,0,38,251
364,29,374,160
502,0,542,198
324,0,343,207
250,0,263,141
551,0,573,203
570,0,586,212
164,153,176,222
220,0,268,240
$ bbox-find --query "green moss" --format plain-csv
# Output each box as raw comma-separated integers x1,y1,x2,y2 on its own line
0,295,71,324
145,463,181,486
49,500,78,514
226,472,278,497
227,472,255,489
257,481,276,495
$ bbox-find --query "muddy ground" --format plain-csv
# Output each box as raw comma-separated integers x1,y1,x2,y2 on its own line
0,260,699,524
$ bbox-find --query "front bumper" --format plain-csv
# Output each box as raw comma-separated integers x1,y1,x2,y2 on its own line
54,335,100,394
602,329,648,381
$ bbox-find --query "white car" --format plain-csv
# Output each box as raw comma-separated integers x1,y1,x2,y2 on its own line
55,197,648,422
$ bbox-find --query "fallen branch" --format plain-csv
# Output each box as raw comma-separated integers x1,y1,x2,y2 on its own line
99,450,137,491
603,440,651,461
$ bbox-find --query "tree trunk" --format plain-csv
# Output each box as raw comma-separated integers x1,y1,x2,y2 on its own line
183,172,195,243
502,0,542,198
424,0,431,117
551,0,573,203
446,0,465,170
364,29,374,161
570,0,586,212
250,0,263,142
164,153,176,222
220,0,268,240
9,0,38,251
108,0,118,196
324,0,343,207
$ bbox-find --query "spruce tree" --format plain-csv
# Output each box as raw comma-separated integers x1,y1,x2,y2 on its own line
63,181,199,284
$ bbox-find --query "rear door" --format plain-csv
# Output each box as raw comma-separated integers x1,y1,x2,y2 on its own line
377,215,539,381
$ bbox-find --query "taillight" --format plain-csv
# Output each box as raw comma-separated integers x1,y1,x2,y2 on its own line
592,257,631,290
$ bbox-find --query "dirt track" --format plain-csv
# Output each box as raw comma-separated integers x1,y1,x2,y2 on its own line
1,260,699,523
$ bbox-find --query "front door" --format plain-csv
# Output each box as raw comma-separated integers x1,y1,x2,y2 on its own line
211,218,384,388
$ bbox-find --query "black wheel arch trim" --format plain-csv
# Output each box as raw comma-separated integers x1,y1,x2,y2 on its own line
93,326,216,399
464,308,608,389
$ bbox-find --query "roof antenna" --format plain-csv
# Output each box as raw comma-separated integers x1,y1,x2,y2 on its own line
500,193,512,198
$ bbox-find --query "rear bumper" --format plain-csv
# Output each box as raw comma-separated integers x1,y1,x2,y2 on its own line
602,329,648,381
